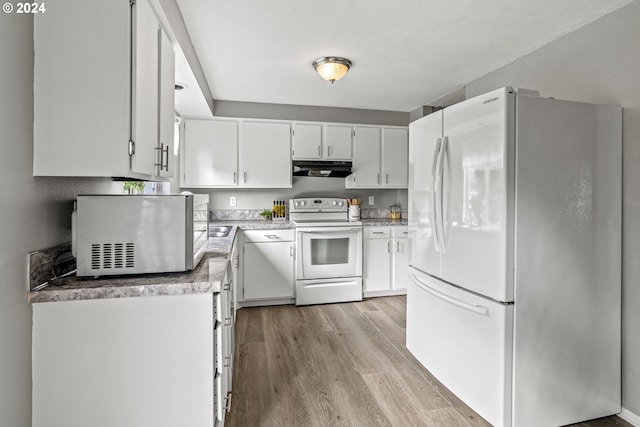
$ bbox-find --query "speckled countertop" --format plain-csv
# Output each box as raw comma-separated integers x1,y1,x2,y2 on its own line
361,219,408,227
28,220,294,304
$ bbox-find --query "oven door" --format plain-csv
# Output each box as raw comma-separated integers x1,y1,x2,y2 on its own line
296,226,362,280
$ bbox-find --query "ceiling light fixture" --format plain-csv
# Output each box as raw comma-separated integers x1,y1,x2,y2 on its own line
312,57,352,84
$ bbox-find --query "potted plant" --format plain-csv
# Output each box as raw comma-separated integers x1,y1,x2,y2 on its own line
123,181,145,194
259,209,273,221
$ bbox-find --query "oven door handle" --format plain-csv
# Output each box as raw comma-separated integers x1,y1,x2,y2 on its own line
296,227,363,233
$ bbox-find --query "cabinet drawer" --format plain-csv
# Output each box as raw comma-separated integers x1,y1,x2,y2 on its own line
364,227,391,239
243,229,294,243
391,226,409,238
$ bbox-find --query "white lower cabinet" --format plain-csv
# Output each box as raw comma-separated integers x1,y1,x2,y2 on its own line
240,229,295,304
33,294,217,427
363,225,408,296
216,258,235,426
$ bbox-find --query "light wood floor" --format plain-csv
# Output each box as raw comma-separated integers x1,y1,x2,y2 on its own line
226,296,630,427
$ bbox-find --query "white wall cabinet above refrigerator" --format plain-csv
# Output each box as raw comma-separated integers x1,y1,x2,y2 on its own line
346,126,408,189
292,123,352,160
181,119,292,188
33,0,175,179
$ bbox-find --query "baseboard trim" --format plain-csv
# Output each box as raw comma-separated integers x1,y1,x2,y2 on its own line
620,407,640,426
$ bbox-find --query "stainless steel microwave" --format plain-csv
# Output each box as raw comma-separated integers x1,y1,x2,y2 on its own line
72,194,208,277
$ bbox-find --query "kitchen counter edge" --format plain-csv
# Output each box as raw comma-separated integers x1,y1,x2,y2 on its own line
28,221,295,304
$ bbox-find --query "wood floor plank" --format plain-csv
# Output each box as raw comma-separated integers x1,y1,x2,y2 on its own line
362,371,439,427
420,407,474,427
234,305,265,344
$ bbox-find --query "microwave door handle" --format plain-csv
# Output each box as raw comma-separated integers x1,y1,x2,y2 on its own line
431,138,442,253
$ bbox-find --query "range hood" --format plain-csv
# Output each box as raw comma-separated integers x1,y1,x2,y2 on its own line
292,160,353,178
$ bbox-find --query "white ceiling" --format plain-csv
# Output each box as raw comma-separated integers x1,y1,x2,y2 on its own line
175,0,632,113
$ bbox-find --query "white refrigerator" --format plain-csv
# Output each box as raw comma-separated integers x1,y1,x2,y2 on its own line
407,87,621,427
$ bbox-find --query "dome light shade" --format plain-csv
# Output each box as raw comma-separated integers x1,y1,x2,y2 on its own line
312,57,352,84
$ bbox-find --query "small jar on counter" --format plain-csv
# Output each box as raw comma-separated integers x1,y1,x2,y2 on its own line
389,205,401,220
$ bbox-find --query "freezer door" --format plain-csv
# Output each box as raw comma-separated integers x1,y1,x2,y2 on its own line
439,88,515,302
406,267,513,427
408,110,443,276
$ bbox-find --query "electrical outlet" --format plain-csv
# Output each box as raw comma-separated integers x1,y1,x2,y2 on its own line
368,196,375,206
229,196,237,207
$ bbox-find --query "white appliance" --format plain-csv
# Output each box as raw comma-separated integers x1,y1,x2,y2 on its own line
72,194,209,276
407,87,621,427
290,198,363,305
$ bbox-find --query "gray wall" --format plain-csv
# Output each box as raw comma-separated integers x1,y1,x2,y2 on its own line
465,1,640,415
0,15,119,426
213,100,409,126
174,102,410,210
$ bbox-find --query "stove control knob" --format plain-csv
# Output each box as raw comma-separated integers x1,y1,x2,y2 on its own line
337,201,344,207
300,200,306,207
332,200,338,206
293,201,299,208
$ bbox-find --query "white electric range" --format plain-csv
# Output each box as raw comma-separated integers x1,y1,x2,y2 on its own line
289,198,363,306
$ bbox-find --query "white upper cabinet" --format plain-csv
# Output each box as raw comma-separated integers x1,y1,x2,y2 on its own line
346,126,408,189
33,0,175,179
292,123,352,160
292,123,323,159
182,119,291,188
130,0,160,176
158,28,176,178
382,128,409,187
324,125,353,159
181,119,238,187
240,121,292,188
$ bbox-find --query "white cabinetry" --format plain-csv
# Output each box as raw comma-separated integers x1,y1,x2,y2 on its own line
216,259,235,425
33,0,175,179
292,123,352,160
158,28,176,178
182,119,238,187
292,123,323,159
240,229,295,304
363,225,408,296
240,121,292,188
33,294,215,427
181,119,291,188
346,127,408,189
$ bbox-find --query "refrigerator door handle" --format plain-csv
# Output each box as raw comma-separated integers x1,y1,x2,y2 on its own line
437,136,449,254
410,273,490,316
431,138,443,253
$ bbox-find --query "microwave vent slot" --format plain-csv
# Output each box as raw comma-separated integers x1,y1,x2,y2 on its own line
90,242,135,270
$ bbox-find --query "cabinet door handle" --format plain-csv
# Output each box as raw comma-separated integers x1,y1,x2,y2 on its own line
372,231,385,234
224,356,231,367
387,240,391,253
243,172,247,183
162,144,169,171
264,234,280,239
224,317,232,326
155,144,163,170
396,241,400,252
377,174,381,184
386,173,389,184
317,145,321,156
290,244,295,257
233,171,237,184
327,145,331,157
223,283,231,291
